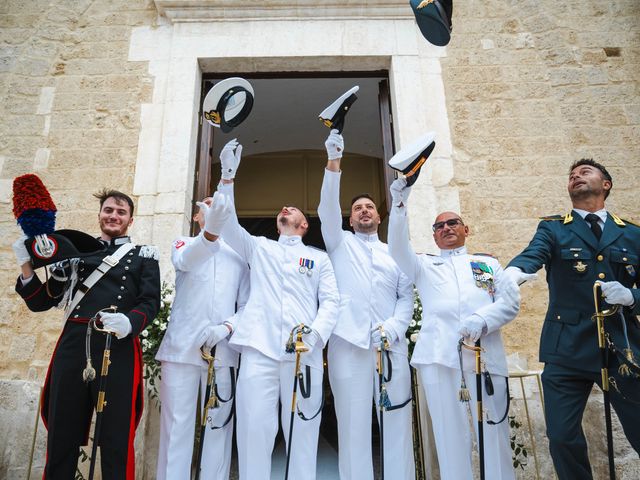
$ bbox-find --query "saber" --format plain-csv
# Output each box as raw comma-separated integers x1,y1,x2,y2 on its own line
376,325,390,480
195,346,218,480
593,282,618,480
284,324,310,480
459,338,485,480
87,306,118,480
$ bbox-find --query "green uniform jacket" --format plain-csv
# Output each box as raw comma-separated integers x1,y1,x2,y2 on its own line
508,211,640,372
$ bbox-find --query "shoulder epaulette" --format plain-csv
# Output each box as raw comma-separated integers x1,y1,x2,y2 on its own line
138,245,160,261
538,214,564,222
610,212,640,228
472,252,496,259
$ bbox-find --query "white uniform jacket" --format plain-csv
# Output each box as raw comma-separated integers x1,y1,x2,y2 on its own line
388,205,519,376
220,183,340,370
318,169,413,353
155,233,250,368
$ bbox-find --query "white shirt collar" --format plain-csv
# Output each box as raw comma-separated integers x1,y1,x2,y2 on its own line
100,236,131,247
440,245,467,257
354,231,379,243
278,235,302,246
573,208,607,224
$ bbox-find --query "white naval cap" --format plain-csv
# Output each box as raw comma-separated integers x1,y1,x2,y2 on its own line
203,77,255,133
388,132,436,186
318,86,359,134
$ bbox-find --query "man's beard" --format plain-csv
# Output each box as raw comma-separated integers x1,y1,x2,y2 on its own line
352,218,377,234
278,216,300,230
569,184,597,200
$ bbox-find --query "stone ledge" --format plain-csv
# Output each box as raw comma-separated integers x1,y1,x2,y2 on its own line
154,0,413,23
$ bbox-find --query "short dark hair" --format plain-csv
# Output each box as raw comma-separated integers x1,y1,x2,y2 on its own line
94,189,135,216
351,193,376,208
569,158,613,198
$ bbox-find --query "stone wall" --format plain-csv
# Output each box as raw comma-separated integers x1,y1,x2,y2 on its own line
0,0,638,478
442,1,639,477
0,1,157,478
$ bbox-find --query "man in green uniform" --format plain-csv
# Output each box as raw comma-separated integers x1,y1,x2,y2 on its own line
506,159,640,479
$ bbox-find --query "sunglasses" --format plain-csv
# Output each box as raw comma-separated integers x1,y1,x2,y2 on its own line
432,218,464,232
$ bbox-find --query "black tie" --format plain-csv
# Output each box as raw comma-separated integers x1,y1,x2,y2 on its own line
585,213,602,240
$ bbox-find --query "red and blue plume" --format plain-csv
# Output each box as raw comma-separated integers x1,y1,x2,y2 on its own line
12,174,57,237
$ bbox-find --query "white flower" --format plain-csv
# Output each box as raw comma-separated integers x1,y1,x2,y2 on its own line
417,320,422,326
141,330,149,337
409,320,416,328
410,333,418,343
154,319,160,325
142,339,149,348
160,324,166,331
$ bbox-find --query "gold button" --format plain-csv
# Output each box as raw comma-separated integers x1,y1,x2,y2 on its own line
623,257,628,262
597,255,603,261
557,315,561,320
574,254,579,258
598,273,606,279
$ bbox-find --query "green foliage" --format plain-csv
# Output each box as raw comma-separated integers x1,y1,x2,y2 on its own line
405,287,423,358
141,282,173,407
509,414,529,470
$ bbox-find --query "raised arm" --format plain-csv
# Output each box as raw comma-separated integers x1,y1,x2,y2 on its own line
318,130,346,253
215,139,258,263
171,234,220,272
319,169,346,253
387,177,422,283
217,182,257,263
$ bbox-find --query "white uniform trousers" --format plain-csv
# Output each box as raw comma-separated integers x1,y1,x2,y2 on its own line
236,347,323,480
328,335,415,480
417,364,515,480
156,361,235,480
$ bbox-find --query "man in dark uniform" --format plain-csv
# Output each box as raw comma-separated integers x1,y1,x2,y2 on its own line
506,159,640,479
13,189,161,480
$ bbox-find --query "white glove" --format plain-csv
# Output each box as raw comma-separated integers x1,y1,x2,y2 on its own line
100,312,132,340
196,191,230,236
12,235,31,268
504,266,538,286
390,177,411,207
458,314,487,343
499,273,521,307
303,328,322,354
599,281,635,307
325,129,344,161
201,324,231,350
371,322,399,348
220,138,242,180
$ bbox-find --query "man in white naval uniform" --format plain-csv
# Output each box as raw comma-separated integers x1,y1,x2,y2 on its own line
388,176,520,480
212,139,339,480
155,194,250,480
319,130,415,479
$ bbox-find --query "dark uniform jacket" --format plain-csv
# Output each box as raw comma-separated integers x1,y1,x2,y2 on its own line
15,236,161,427
508,211,640,373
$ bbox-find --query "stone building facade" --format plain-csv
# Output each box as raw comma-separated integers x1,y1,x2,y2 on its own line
0,0,638,478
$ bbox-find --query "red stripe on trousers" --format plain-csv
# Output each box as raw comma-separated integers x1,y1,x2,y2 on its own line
126,337,144,479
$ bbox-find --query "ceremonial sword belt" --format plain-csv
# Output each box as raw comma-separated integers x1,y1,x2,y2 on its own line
378,348,412,411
